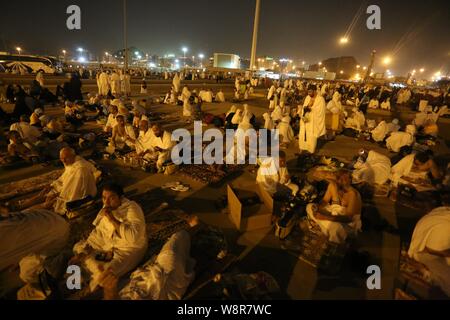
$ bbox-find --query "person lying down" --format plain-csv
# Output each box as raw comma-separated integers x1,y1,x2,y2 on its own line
99,214,200,300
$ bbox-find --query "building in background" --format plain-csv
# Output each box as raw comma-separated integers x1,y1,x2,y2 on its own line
213,53,240,69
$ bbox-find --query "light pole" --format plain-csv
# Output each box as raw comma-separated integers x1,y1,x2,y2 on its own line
182,47,188,67
62,50,66,62
250,0,261,72
198,54,204,68
123,0,128,72
16,47,22,55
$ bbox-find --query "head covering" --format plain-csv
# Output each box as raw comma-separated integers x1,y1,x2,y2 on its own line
392,118,399,125
34,108,43,116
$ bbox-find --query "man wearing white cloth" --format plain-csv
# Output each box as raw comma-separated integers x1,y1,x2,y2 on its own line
172,73,181,94
98,70,110,96
147,124,175,171
352,150,391,185
408,205,450,297
306,170,362,244
299,85,326,154
44,147,99,215
70,183,148,293
386,125,416,153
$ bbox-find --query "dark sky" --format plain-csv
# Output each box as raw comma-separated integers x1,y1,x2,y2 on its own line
0,0,449,76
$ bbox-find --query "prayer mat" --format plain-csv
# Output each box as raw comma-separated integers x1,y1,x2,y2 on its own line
297,228,349,275
396,251,448,300
178,164,245,184
0,169,64,202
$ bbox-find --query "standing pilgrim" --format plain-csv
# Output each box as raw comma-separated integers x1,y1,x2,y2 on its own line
98,70,110,96
110,70,121,97
172,73,181,94
299,85,326,154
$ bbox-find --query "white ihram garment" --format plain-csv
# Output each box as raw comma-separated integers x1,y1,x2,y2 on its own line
299,95,326,153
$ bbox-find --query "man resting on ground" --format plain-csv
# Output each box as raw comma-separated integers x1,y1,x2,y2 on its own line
306,170,362,244
70,183,148,294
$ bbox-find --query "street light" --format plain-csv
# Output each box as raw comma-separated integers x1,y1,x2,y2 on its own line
198,53,204,67
16,47,22,55
339,37,349,45
77,48,84,53
356,65,360,69
383,56,391,65
62,50,66,61
182,47,188,66
420,68,425,73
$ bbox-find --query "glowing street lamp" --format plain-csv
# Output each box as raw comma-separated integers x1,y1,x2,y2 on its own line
318,62,322,66
62,50,66,61
198,53,205,67
420,68,425,73
356,65,360,69
16,47,22,55
383,56,391,65
340,70,344,74
77,48,84,53
182,47,188,66
339,37,349,45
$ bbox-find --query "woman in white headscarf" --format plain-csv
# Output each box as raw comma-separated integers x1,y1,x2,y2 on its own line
262,113,274,130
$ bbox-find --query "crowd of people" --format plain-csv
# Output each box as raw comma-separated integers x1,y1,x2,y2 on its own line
0,69,449,299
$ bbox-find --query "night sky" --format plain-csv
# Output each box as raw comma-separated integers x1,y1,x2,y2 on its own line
0,0,449,76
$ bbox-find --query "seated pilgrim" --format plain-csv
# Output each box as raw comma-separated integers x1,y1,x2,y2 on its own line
10,115,42,146
216,89,225,103
306,170,362,244
147,123,175,172
42,147,99,215
391,151,442,187
70,183,148,294
407,204,450,297
352,149,391,185
1,130,39,164
371,119,389,142
256,152,299,196
107,115,137,154
104,105,119,133
100,214,199,300
134,119,155,157
386,125,416,153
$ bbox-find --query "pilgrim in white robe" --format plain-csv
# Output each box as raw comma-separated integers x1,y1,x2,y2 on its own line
277,116,294,144
203,90,213,103
135,129,155,155
386,132,414,153
10,122,41,145
306,203,362,244
407,206,450,297
299,95,326,154
172,74,181,93
182,99,193,117
371,121,388,142
390,154,415,186
381,99,391,110
148,131,175,170
104,113,118,133
216,90,225,103
0,209,69,272
73,198,148,292
386,120,401,134
263,113,274,130
353,151,391,185
231,110,243,126
107,124,137,154
110,72,121,95
119,229,195,300
50,156,98,214
386,125,416,153
256,156,280,194
368,99,379,109
98,72,110,96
